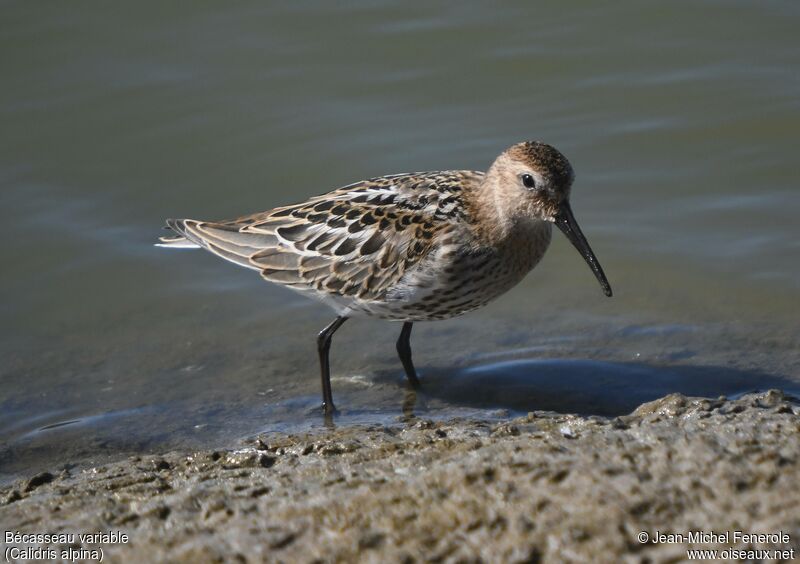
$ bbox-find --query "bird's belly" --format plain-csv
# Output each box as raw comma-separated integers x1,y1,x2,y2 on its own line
356,224,552,321
399,260,526,320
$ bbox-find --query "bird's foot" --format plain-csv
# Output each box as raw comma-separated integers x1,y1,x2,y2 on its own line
405,373,421,389
321,402,338,417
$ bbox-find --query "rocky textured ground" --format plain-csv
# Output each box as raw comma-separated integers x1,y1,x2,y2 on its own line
2,390,799,563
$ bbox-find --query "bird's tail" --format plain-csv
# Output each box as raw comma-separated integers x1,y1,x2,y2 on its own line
155,219,202,248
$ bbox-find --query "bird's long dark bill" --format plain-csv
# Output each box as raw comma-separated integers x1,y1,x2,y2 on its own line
554,203,613,297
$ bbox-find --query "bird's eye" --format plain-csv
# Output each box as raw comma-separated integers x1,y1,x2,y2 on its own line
521,174,536,189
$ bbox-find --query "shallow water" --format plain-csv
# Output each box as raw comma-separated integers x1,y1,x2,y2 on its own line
1,2,799,482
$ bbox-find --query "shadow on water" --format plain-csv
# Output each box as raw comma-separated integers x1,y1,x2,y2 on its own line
379,359,800,418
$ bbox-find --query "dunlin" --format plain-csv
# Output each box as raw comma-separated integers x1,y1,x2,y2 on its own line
159,141,612,414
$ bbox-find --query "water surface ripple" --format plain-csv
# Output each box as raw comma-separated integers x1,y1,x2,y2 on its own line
1,2,798,482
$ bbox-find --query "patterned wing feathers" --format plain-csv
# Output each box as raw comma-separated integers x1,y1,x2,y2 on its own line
163,171,478,301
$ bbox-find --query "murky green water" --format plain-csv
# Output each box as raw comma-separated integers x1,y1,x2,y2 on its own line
2,2,799,482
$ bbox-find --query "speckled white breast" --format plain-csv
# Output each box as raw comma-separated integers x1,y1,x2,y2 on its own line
349,219,554,321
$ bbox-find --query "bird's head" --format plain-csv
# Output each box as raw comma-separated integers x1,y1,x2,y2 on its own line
487,141,612,297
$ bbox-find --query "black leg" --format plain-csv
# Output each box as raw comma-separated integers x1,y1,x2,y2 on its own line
396,321,420,388
317,316,348,415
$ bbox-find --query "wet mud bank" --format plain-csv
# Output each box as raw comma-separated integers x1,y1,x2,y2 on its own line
2,390,799,562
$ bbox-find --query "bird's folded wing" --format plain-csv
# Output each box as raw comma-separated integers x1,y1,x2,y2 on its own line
162,172,474,301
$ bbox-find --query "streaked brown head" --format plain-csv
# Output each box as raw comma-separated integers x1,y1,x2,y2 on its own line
487,141,612,297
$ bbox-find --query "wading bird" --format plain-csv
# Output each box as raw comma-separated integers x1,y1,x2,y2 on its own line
159,141,612,414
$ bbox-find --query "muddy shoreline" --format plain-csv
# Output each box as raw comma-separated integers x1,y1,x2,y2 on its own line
2,390,799,562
